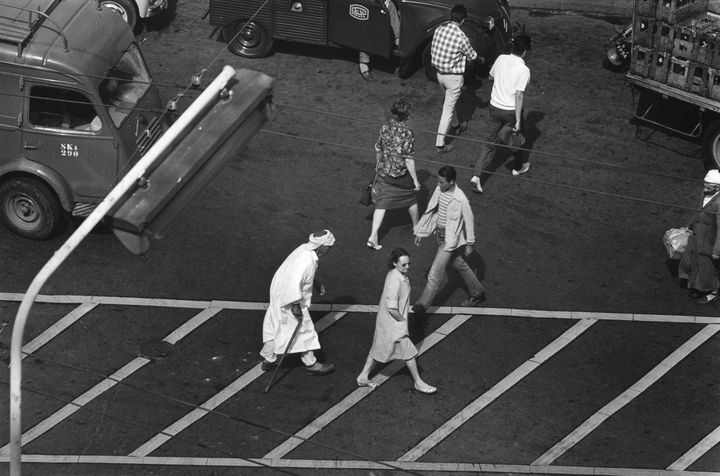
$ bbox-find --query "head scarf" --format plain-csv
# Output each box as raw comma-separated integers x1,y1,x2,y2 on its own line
307,230,335,250
705,169,720,185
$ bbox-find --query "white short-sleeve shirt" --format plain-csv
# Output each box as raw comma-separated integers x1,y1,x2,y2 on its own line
489,54,531,111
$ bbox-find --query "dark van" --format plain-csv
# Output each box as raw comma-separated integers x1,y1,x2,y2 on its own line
0,0,168,239
209,0,513,78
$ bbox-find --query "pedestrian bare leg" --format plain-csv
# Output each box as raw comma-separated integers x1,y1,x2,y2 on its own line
406,358,436,393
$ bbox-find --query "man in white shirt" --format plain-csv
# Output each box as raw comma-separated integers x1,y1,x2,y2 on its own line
471,34,532,193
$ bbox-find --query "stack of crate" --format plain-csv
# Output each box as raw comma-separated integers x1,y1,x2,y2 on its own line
631,0,720,99
630,0,708,82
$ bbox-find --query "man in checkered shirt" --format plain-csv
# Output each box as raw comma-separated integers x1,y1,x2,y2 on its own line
431,4,477,153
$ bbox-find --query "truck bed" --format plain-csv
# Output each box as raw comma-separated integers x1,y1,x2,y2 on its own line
627,72,720,114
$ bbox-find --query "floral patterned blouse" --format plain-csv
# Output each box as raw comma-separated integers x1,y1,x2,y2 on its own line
374,118,415,178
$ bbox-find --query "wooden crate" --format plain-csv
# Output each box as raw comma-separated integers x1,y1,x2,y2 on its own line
674,23,697,57
651,50,671,81
636,0,658,16
668,56,691,88
631,45,654,76
656,21,676,50
688,61,709,93
657,0,709,24
634,15,656,47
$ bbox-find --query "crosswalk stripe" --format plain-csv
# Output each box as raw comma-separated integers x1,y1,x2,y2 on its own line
533,324,720,466
129,311,348,457
668,425,720,470
1,293,719,324
263,314,472,459
0,308,223,455
21,302,97,359
399,318,597,462
0,455,716,475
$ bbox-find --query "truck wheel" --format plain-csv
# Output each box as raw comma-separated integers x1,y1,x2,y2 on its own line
225,20,273,58
101,0,138,32
422,43,437,82
703,120,720,170
0,178,61,239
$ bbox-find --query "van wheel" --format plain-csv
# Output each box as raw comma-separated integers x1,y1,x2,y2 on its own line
0,178,61,239
422,43,438,82
225,20,273,58
703,120,720,170
101,0,138,32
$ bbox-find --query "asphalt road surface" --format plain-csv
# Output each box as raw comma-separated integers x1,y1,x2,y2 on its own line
0,1,719,475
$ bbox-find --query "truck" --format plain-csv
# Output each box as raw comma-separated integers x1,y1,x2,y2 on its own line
626,0,720,169
208,0,514,80
0,0,170,239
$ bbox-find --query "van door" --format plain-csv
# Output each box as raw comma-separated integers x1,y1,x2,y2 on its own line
0,73,23,160
21,83,118,200
328,0,392,58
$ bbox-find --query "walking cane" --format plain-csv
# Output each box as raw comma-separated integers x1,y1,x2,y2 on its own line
264,310,303,393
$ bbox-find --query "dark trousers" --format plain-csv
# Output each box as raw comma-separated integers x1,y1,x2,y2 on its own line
474,106,526,176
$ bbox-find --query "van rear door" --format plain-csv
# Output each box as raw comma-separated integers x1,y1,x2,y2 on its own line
328,0,392,58
21,83,119,200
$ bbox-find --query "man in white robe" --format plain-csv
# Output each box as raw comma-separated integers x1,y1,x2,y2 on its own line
260,230,336,375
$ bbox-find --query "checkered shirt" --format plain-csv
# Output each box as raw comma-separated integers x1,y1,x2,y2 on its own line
431,21,477,74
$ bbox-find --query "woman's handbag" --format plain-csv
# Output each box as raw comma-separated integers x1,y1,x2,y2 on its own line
663,226,691,259
359,157,380,206
498,123,526,152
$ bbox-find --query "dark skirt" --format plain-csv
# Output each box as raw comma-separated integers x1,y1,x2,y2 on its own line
374,173,417,209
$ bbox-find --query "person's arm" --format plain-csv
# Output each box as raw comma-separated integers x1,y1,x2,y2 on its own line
384,274,405,322
514,90,524,131
461,199,476,257
713,204,720,259
406,158,420,190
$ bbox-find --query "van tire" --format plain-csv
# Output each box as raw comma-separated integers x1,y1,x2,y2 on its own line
703,119,720,170
225,20,273,58
101,0,138,32
0,178,61,239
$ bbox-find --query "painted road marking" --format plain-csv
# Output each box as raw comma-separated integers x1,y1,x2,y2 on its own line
0,455,717,475
399,318,597,462
21,302,97,360
669,425,720,470
533,323,720,466
0,307,223,455
264,314,472,459
1,293,719,324
130,311,348,457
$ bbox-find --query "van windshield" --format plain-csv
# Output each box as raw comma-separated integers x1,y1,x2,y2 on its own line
99,44,152,127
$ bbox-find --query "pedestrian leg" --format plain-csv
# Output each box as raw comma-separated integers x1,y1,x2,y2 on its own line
453,252,485,297
408,203,418,229
356,354,378,387
435,74,463,148
406,358,436,393
369,208,386,246
415,246,452,309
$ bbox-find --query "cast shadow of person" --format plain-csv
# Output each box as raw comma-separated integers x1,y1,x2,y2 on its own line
480,110,544,186
409,249,486,342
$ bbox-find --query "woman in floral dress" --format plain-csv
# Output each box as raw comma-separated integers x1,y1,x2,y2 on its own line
366,99,421,250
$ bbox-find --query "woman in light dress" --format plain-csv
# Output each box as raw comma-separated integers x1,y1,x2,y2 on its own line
356,248,436,394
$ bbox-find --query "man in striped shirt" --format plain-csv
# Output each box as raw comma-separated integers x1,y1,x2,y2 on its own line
431,4,477,153
412,166,486,314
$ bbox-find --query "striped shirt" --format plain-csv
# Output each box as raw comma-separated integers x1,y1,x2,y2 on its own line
431,22,477,74
436,189,453,228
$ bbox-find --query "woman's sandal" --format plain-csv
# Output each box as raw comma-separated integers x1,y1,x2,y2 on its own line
413,383,437,395
356,378,378,388
697,292,719,304
366,238,382,251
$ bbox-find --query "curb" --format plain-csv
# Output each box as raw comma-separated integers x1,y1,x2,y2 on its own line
510,0,634,18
